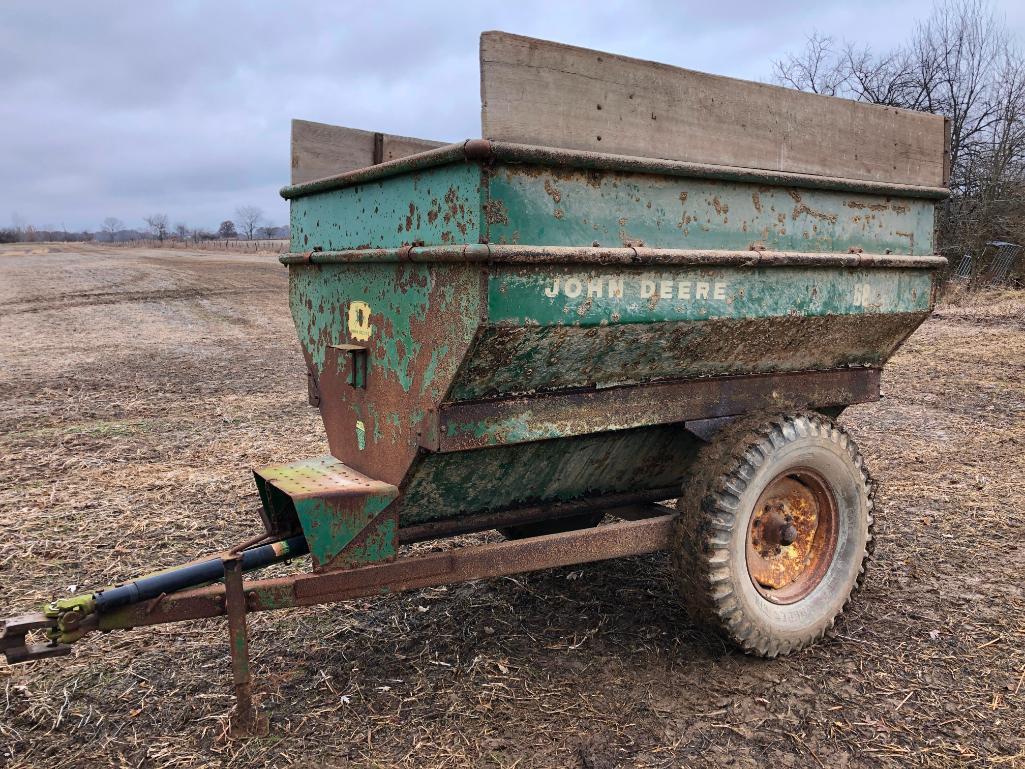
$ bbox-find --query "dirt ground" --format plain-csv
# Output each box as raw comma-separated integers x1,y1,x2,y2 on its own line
1,243,1023,769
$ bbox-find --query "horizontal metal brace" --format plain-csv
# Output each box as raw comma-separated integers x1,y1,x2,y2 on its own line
94,516,677,633
396,486,678,544
280,139,950,201
426,368,881,452
280,245,946,270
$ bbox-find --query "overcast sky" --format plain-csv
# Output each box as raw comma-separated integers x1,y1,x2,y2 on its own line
2,1,1024,232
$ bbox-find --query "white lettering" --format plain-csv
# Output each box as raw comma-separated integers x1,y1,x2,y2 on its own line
853,282,871,306
540,275,732,302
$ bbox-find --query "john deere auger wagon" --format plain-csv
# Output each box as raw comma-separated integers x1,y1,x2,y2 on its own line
1,32,948,734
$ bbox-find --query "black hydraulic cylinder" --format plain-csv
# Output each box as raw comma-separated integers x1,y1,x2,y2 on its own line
93,535,309,613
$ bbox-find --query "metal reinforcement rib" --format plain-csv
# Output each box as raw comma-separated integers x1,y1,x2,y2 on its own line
279,245,949,268
279,140,951,201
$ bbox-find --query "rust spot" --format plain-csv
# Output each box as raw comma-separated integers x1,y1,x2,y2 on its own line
788,190,838,224
752,191,762,213
845,200,888,212
543,178,562,204
443,187,460,224
483,199,509,225
747,471,838,603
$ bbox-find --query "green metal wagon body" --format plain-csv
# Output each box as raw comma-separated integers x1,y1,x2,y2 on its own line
263,140,943,572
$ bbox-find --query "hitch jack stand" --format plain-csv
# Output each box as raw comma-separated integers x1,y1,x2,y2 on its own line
223,556,268,738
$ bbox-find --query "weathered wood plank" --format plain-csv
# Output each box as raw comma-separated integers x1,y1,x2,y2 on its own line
290,120,443,185
382,135,444,163
480,32,947,188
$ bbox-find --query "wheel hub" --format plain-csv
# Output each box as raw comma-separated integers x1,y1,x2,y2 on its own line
746,470,839,603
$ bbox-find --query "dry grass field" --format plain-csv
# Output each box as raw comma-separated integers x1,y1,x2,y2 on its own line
1,243,1023,768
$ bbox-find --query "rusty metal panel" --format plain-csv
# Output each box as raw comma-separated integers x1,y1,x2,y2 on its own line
290,161,483,252
449,312,925,401
255,456,398,571
440,263,934,400
394,424,699,525
396,487,678,544
288,262,484,485
485,164,935,254
435,368,880,450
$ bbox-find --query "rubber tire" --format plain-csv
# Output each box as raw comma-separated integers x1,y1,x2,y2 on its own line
499,511,605,540
672,412,875,658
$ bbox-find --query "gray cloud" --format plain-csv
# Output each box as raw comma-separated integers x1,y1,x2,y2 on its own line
2,0,1022,231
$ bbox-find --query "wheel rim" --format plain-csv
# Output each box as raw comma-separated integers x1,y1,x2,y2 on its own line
745,468,839,604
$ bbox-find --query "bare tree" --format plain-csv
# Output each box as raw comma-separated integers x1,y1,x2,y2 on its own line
143,214,169,243
174,222,189,241
101,217,124,241
218,220,238,239
235,206,263,241
772,0,1025,283
773,32,849,96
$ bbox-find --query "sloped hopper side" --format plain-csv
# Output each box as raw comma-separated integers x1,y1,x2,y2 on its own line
394,261,933,524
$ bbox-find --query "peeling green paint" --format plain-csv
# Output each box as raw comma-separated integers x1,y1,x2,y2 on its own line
488,266,933,326
294,488,395,568
290,163,483,252
396,425,700,525
486,165,935,255
451,312,927,401
290,263,434,378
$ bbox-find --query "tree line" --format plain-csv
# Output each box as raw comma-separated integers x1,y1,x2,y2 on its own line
773,0,1025,282
0,206,287,244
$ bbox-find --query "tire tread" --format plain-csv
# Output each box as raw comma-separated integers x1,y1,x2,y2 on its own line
671,412,875,658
